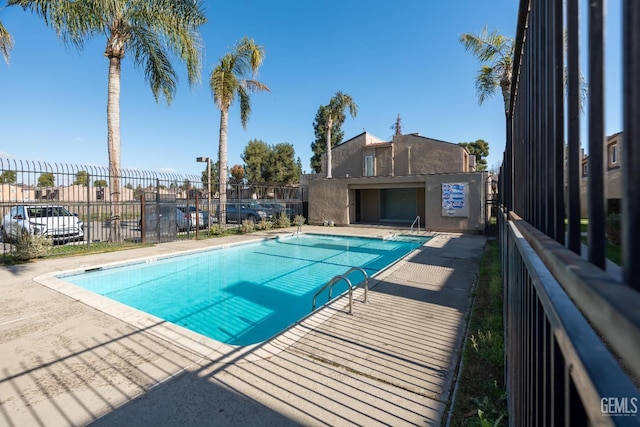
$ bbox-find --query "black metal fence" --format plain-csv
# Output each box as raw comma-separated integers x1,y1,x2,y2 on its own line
500,0,640,425
0,159,304,253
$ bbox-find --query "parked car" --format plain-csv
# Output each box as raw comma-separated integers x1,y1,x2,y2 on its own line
260,203,293,219
1,205,84,243
138,206,200,232
177,205,209,229
225,203,271,223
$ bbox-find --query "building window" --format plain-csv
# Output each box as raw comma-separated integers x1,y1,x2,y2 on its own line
582,162,588,177
610,143,618,165
364,155,374,177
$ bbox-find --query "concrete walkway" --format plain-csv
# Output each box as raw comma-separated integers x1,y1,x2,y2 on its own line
0,227,486,426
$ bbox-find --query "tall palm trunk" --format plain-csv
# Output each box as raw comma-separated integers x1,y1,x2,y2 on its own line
218,108,228,225
326,116,333,178
107,54,122,242
500,72,512,115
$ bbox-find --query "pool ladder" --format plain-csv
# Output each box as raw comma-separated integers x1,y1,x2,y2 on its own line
312,267,369,314
410,216,421,234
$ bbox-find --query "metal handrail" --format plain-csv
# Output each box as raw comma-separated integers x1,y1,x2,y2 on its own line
312,275,353,314
311,267,369,314
410,216,420,234
342,266,368,304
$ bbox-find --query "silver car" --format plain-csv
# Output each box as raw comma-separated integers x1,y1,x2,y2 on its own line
177,205,209,229
1,205,84,243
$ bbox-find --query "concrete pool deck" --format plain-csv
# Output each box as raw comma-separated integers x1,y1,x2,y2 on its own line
0,226,487,426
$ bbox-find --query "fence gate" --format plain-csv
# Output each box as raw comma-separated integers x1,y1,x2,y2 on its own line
141,192,177,243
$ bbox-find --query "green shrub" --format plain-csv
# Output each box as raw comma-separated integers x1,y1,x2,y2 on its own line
274,213,292,228
607,213,621,246
240,219,255,233
209,224,226,236
13,232,52,261
607,198,621,215
293,215,306,227
255,218,273,231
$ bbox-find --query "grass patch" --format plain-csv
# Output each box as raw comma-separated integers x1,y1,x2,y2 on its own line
449,240,507,427
581,236,622,266
1,240,148,265
48,241,147,258
564,218,589,233
567,217,622,265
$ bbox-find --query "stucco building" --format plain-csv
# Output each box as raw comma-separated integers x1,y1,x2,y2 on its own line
579,131,623,217
307,132,489,232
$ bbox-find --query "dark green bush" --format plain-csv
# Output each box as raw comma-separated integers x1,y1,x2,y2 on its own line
13,232,52,261
606,213,621,246
240,219,255,233
607,198,621,215
274,213,291,228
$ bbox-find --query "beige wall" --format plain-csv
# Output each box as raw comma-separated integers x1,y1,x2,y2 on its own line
423,173,486,232
308,178,350,225
322,132,469,179
578,132,623,217
392,134,467,175
0,183,175,203
0,184,35,202
308,172,487,232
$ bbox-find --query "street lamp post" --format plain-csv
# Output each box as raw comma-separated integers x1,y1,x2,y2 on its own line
196,156,212,231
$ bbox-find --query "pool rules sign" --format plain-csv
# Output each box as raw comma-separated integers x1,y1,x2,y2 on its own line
441,182,469,217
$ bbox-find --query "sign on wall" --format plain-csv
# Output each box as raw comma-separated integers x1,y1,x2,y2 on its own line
441,182,469,217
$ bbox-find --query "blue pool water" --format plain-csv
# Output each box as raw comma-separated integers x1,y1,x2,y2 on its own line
62,234,428,346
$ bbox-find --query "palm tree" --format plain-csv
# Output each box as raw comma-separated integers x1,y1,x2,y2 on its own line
325,91,357,178
210,37,269,225
10,0,206,241
0,18,13,63
461,26,587,116
459,25,514,116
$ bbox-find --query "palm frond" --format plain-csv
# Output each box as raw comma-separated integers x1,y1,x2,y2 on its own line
243,79,270,93
9,0,102,48
233,36,266,75
460,26,513,64
141,0,206,85
0,20,14,63
327,91,358,120
238,85,251,128
476,65,499,105
460,25,514,112
128,24,177,104
210,53,239,111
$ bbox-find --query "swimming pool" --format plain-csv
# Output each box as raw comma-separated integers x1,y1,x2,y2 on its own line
61,233,428,346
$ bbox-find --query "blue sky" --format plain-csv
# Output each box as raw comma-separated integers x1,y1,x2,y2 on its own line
0,1,622,177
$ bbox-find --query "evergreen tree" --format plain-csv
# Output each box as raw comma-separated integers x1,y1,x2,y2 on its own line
200,161,220,192
268,143,298,184
73,170,89,186
242,140,300,185
242,139,270,184
459,139,490,171
0,170,17,184
37,172,54,187
390,113,403,137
